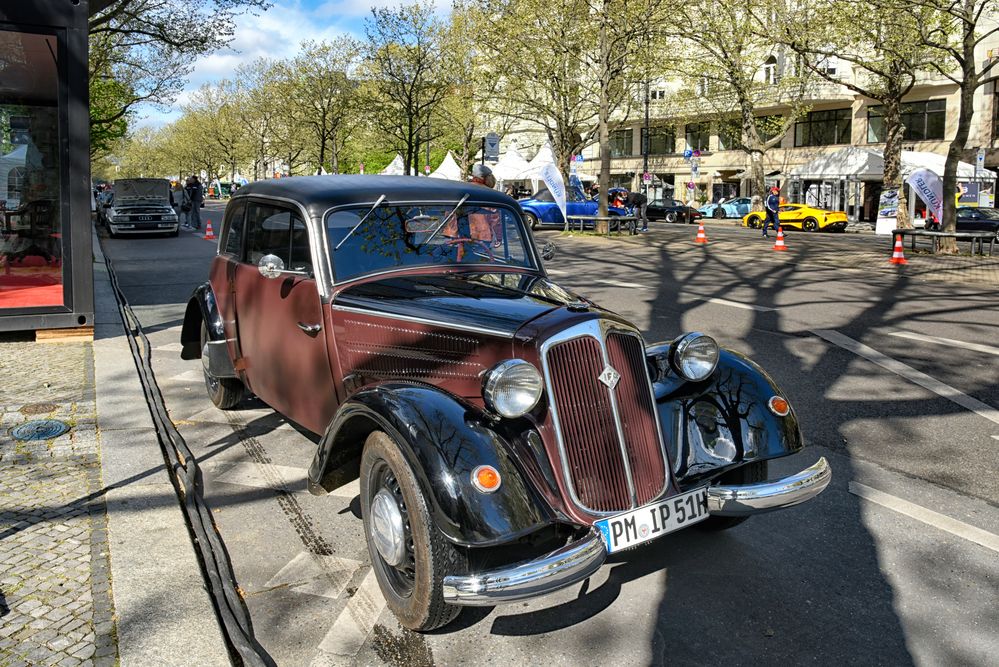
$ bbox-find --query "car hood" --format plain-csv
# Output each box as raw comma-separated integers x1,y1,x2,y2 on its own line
114,179,171,204
333,272,586,337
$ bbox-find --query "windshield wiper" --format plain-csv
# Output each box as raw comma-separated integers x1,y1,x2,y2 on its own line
424,194,470,246
335,194,387,251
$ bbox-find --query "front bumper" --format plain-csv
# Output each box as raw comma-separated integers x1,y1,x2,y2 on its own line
109,223,179,234
442,457,831,606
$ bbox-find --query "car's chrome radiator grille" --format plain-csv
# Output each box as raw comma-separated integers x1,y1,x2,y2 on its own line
546,330,667,514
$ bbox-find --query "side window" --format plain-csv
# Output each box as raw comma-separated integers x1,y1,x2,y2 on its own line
222,201,246,256
244,202,312,273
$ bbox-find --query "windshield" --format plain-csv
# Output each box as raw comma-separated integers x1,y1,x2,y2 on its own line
326,203,536,282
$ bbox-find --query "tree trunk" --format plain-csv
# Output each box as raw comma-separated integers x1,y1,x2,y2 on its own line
940,23,978,254
596,13,610,235
881,97,911,229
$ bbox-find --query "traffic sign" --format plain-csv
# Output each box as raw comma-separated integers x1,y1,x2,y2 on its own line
691,164,700,178
575,154,585,162
683,149,693,160
484,132,500,161
686,182,695,190
359,162,365,174
424,164,431,175
642,172,651,183
693,150,701,158
977,147,985,175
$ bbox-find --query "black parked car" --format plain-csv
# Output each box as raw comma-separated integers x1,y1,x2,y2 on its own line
647,198,703,224
955,207,999,241
180,175,830,631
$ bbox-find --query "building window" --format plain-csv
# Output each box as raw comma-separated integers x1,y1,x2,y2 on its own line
649,89,667,101
794,108,852,147
685,122,710,152
868,100,946,143
695,77,710,98
718,120,742,151
641,126,674,155
817,55,838,76
609,128,633,158
756,115,786,143
762,56,778,85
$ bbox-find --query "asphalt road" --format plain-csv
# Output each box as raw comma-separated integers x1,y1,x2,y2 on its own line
100,202,998,666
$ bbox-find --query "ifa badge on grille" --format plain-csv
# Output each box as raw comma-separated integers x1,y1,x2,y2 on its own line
598,365,621,389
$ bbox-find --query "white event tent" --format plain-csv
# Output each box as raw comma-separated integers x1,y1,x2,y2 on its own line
428,151,462,180
516,142,558,193
379,154,416,176
491,143,531,186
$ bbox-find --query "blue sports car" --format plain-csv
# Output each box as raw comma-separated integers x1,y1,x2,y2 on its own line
519,186,628,229
699,196,753,219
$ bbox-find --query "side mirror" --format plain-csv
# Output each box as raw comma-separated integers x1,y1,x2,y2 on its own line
258,254,285,279
540,241,557,262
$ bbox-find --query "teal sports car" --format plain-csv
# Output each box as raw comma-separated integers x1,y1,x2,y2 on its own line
699,197,752,219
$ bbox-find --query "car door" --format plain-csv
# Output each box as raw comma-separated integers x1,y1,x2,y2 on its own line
233,199,338,434
778,205,804,228
210,200,246,364
565,187,592,225
956,207,982,232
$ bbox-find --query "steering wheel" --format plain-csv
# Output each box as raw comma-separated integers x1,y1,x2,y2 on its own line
443,236,494,261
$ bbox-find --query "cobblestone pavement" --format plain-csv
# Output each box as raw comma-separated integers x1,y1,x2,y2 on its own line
0,340,118,667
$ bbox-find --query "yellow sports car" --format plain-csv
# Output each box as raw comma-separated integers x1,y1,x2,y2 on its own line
742,203,848,232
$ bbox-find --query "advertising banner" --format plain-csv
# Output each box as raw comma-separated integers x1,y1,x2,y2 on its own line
906,168,943,224
875,187,899,235
540,163,567,225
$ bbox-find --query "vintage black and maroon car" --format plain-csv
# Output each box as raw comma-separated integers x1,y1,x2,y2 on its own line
180,176,831,631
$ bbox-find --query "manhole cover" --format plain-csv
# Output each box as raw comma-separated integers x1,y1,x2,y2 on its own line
11,419,71,441
20,403,58,415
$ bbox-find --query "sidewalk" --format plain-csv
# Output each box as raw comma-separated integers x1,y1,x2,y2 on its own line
0,231,230,666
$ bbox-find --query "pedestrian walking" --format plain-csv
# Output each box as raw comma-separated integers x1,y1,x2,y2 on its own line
186,176,204,231
762,185,780,238
625,189,649,233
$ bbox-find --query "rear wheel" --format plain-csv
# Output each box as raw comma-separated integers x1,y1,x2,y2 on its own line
803,217,819,232
713,208,725,219
665,211,678,224
746,215,762,229
697,460,768,531
361,431,466,631
200,321,246,409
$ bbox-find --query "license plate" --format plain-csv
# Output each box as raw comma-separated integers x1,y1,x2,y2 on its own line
595,487,709,553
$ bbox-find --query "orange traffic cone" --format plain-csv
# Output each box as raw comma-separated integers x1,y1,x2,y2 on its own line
694,222,708,244
889,235,908,265
773,226,787,251
204,219,216,240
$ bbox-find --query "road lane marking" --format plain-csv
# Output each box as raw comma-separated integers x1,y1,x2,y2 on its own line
696,297,777,312
849,482,999,554
992,436,999,442
886,330,999,357
329,478,360,499
263,551,362,600
154,342,185,352
813,329,999,426
317,567,386,656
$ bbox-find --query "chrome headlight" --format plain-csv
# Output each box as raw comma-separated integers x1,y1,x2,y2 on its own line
670,332,719,382
483,359,543,418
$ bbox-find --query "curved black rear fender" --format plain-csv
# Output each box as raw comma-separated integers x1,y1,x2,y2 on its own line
309,384,555,548
654,349,804,486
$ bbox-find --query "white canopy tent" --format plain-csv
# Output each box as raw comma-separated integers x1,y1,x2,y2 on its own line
380,154,416,176
788,146,995,181
492,143,531,184
516,142,558,193
428,151,462,180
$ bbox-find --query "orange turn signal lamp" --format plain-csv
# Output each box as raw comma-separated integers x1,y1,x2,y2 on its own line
768,396,790,417
471,465,502,493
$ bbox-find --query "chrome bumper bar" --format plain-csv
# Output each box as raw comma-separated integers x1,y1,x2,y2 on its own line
442,530,606,606
442,457,830,606
706,457,832,517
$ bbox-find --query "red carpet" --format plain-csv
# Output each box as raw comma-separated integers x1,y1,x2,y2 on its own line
0,263,64,308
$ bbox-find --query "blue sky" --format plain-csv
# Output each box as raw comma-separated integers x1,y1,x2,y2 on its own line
138,0,445,127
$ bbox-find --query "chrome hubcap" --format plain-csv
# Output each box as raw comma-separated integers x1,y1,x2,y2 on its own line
371,488,406,567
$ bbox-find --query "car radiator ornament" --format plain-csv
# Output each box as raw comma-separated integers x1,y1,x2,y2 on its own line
598,365,621,389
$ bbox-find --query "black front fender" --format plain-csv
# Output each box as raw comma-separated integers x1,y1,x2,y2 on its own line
309,384,555,548
655,349,804,487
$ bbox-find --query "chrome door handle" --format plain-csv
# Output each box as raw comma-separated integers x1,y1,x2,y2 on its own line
297,322,322,336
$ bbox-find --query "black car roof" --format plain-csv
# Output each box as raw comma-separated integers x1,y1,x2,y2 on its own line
231,175,517,218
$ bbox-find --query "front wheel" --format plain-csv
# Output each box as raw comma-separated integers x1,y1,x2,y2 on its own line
200,322,246,409
713,208,725,219
803,217,819,232
523,211,539,230
697,460,768,531
665,211,678,224
746,215,762,229
361,431,467,631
